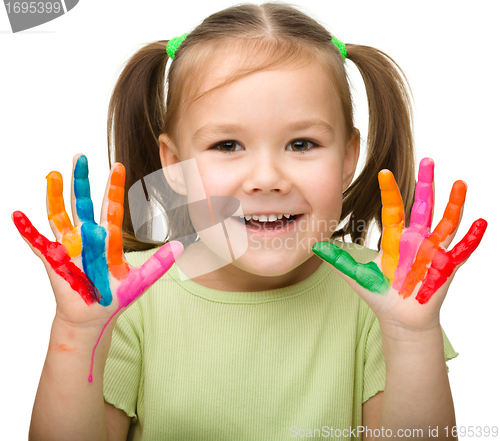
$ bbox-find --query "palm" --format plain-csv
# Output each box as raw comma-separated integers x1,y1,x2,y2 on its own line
313,158,487,331
13,154,183,380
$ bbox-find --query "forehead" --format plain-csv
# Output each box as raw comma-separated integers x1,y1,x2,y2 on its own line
178,53,343,140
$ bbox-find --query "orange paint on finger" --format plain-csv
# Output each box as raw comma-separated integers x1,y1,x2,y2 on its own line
431,180,466,244
378,170,404,283
47,171,82,257
107,165,129,280
398,180,467,298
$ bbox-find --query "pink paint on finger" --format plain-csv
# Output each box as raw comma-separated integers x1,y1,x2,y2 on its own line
410,158,434,229
393,159,434,291
393,229,429,290
116,241,184,309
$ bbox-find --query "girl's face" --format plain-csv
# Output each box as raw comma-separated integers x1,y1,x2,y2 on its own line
160,57,359,291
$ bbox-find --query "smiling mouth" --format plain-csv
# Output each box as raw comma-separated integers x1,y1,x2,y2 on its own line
233,214,300,229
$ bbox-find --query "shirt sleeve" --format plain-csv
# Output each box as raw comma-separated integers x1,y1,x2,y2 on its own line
103,305,143,423
362,318,459,403
363,316,386,403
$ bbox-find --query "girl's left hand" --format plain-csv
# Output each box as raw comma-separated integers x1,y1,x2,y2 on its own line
312,157,487,332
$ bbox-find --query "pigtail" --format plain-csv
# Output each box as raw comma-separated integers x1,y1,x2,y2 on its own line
107,41,196,252
334,44,416,249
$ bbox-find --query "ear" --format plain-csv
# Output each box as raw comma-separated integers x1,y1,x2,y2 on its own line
342,128,360,191
159,133,187,195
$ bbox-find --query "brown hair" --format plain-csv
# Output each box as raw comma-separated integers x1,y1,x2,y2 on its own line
107,2,415,252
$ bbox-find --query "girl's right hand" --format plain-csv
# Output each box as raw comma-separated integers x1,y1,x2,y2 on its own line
12,154,183,379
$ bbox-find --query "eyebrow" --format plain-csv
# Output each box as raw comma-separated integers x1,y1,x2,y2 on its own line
192,119,335,142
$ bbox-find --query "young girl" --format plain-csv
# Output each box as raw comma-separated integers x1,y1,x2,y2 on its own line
14,2,487,440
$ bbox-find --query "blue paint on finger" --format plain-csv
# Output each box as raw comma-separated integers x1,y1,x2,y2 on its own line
74,155,112,306
74,156,95,223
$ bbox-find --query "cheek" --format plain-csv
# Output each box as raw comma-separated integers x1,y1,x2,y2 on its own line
196,162,240,197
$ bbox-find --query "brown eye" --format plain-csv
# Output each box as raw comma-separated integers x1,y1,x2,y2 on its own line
287,139,317,153
211,141,242,153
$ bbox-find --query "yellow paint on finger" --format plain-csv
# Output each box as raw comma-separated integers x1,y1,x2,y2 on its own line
47,171,82,257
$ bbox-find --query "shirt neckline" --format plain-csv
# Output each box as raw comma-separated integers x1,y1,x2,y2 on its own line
167,259,332,304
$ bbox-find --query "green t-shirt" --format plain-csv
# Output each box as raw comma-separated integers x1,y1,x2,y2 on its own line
103,241,458,440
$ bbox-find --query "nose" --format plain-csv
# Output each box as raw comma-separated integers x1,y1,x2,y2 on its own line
242,151,292,194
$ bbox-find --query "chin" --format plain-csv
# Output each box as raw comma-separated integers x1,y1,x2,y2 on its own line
233,252,304,277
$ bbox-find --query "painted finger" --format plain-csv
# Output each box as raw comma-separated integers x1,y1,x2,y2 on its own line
46,171,82,257
72,155,113,306
409,158,434,230
73,155,96,225
104,164,130,280
116,241,184,309
393,158,434,290
12,211,101,305
399,180,467,298
415,218,487,304
429,180,467,248
312,241,390,294
378,170,404,283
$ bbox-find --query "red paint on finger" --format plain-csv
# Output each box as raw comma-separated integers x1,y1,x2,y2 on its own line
415,219,487,304
13,211,101,305
415,249,453,304
448,218,487,264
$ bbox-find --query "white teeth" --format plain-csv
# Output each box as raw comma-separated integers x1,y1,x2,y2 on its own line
238,213,296,222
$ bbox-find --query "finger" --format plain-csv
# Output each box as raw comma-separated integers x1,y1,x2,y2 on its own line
393,158,434,290
448,218,487,265
71,155,113,306
115,241,184,309
104,164,130,280
399,237,436,299
429,180,467,249
378,170,404,283
12,211,101,305
312,241,390,294
414,218,487,304
46,171,82,257
409,157,434,230
399,180,468,298
73,154,96,225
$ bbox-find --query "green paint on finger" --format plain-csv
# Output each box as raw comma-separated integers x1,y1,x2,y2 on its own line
312,241,390,294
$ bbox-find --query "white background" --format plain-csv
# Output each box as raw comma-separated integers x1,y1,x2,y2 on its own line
1,0,498,438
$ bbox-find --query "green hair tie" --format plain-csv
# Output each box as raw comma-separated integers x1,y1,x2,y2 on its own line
166,32,346,61
167,33,189,59
331,35,347,61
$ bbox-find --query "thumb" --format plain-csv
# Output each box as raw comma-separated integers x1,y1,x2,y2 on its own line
140,241,184,288
312,241,390,295
116,241,184,309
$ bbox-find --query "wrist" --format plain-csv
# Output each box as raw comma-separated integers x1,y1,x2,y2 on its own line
50,313,119,354
379,323,447,368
